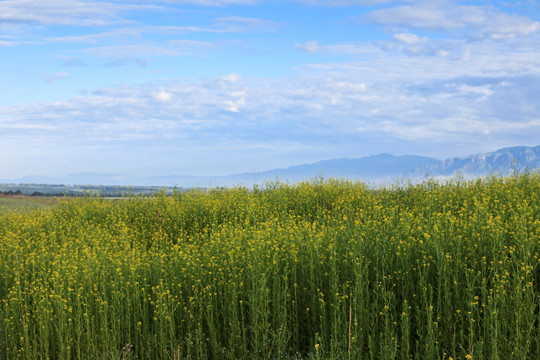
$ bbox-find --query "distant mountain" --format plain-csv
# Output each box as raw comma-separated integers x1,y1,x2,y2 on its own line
2,145,539,188
142,154,440,187
237,154,440,183
409,145,540,179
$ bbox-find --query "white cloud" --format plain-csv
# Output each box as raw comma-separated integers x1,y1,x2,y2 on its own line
155,91,172,102
295,41,320,53
2,65,538,146
461,46,471,61
147,16,278,34
32,72,71,84
393,32,424,45
456,84,493,97
295,40,378,55
2,64,540,175
105,57,151,67
224,90,246,112
214,16,278,31
364,2,540,40
78,40,215,58
296,35,457,59
221,73,242,83
0,0,263,28
383,32,459,57
365,4,458,29
48,28,143,44
293,0,396,6
150,0,260,5
0,40,18,46
0,0,273,40
0,0,155,26
45,16,278,49
480,11,540,39
290,2,540,63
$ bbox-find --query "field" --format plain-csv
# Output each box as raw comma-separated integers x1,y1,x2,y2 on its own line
0,196,59,212
1,174,539,359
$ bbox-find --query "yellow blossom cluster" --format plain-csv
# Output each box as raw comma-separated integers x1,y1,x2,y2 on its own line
1,174,539,359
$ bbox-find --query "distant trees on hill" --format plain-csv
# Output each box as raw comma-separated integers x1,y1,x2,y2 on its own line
1,190,50,197
1,190,23,196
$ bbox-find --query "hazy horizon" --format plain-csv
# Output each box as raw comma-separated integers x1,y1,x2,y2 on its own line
3,151,443,180
2,0,540,178
2,145,539,188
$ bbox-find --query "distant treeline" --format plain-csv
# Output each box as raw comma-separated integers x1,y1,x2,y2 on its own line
0,184,182,197
1,190,62,197
1,190,25,196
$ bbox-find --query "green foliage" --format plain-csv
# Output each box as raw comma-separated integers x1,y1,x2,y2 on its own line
1,174,539,359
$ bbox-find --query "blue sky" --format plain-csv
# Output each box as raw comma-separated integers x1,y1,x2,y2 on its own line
1,0,540,178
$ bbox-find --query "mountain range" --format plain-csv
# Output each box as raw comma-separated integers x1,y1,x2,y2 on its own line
2,145,539,188
408,145,540,178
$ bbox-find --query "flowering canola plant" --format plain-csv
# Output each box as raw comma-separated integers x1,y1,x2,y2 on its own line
1,174,539,359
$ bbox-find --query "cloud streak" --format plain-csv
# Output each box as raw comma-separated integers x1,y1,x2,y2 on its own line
293,0,396,6
0,0,156,26
0,0,263,29
363,3,540,40
47,16,278,44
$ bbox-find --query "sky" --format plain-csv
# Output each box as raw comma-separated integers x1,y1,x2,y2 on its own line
1,0,540,179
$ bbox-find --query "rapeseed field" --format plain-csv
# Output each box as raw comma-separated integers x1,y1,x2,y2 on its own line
1,174,539,359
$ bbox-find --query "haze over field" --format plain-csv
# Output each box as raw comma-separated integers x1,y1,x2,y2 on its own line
1,0,540,179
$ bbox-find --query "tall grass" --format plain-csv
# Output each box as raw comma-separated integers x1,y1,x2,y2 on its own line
1,173,539,359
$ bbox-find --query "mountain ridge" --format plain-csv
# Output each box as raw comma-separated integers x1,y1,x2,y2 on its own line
409,145,540,178
1,145,539,187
